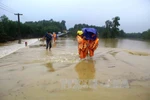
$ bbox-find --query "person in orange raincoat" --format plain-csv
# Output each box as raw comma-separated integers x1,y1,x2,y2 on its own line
82,28,99,58
53,32,57,43
87,35,99,57
76,30,88,59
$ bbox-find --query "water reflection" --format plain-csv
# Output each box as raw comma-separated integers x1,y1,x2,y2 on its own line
75,59,95,85
45,62,55,72
45,50,52,56
52,42,57,48
100,39,118,48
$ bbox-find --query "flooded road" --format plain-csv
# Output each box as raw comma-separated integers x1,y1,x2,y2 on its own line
0,38,150,100
0,39,38,58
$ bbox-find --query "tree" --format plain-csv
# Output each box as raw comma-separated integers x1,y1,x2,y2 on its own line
0,20,4,34
61,20,66,31
0,15,9,34
103,20,113,38
118,30,126,38
142,29,150,39
112,16,120,28
0,15,67,42
111,16,120,38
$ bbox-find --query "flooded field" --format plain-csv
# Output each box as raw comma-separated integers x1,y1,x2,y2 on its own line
0,38,150,100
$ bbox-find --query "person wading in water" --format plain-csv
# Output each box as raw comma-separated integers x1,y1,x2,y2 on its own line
43,31,52,50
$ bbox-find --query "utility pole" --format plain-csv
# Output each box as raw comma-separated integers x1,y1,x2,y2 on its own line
14,13,23,44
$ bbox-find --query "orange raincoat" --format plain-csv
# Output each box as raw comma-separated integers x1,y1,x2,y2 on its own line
53,33,57,42
87,38,99,57
76,35,88,59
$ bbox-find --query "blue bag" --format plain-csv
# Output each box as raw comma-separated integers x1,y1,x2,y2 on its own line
82,28,97,40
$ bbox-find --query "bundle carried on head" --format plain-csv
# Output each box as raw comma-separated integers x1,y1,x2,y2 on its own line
82,28,97,40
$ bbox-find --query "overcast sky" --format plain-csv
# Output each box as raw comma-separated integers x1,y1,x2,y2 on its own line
0,0,150,33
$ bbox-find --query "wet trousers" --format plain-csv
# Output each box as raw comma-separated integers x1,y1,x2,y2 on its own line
78,48,88,59
88,49,94,57
53,37,56,42
46,40,52,49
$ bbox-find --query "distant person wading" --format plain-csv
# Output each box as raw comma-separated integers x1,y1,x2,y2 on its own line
43,32,52,50
53,32,57,43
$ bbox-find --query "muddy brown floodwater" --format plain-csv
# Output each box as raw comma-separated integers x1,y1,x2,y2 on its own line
0,38,150,100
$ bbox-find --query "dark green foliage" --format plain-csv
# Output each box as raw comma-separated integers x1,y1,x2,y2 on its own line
68,16,150,40
142,29,150,39
0,15,150,42
68,23,105,38
0,15,67,42
68,16,121,38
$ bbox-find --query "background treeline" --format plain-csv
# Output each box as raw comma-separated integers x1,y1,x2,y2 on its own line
68,16,121,38
0,15,150,43
68,16,150,40
0,15,66,42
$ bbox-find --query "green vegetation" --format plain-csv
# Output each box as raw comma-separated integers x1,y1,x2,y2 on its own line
68,16,150,40
67,24,105,37
103,16,120,38
68,16,121,38
125,29,150,40
0,15,150,43
68,16,122,38
0,15,66,42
